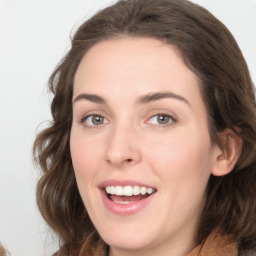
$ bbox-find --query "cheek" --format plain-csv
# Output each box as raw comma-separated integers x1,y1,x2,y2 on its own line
145,128,213,184
70,132,103,184
70,132,105,210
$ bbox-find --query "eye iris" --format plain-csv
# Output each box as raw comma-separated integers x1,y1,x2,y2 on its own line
157,115,170,124
92,115,103,125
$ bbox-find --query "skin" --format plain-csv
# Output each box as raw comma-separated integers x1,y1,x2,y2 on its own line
70,37,225,256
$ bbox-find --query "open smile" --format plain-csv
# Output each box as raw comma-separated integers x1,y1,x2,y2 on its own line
105,185,156,204
99,181,157,215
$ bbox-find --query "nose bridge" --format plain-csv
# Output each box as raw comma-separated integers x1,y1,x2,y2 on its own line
105,118,141,167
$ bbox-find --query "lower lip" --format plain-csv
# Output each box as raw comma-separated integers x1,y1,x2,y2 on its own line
99,190,156,216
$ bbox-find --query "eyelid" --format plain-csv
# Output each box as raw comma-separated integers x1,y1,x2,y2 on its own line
145,110,178,126
80,111,110,128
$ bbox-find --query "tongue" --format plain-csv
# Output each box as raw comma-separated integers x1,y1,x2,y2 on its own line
109,194,149,203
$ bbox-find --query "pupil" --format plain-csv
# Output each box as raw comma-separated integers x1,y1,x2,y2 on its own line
158,115,168,124
93,116,103,125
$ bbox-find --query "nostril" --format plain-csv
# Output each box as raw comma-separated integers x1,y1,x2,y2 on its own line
122,158,133,165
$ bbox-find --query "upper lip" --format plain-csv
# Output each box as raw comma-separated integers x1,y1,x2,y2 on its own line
98,179,157,190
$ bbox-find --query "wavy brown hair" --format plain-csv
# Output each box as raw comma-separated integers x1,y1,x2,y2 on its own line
33,0,256,254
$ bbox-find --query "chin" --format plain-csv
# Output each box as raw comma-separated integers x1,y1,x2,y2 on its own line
100,226,155,251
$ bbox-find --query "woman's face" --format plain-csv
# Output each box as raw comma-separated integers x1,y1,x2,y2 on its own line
70,38,218,255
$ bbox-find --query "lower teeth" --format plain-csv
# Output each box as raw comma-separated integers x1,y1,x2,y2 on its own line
113,200,131,205
108,193,150,204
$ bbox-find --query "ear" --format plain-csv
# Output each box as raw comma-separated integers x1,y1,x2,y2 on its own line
211,128,242,176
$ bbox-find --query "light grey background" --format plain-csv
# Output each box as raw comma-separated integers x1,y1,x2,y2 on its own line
0,0,255,255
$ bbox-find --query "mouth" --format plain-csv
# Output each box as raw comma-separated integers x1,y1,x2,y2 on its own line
99,180,157,215
104,185,156,205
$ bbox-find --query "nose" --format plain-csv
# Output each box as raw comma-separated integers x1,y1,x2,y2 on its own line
105,123,141,168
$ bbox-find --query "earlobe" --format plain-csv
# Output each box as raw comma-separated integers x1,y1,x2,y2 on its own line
211,129,242,176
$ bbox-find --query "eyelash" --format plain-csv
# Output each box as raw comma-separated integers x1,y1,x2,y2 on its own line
80,113,108,128
79,112,177,128
146,112,177,127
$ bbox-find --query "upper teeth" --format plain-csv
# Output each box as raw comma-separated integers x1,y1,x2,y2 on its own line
105,185,155,196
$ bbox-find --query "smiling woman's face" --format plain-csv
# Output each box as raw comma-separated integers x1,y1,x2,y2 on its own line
70,38,218,255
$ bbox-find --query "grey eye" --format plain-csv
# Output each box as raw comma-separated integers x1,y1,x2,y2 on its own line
150,114,173,125
92,115,104,125
84,115,107,126
157,115,171,124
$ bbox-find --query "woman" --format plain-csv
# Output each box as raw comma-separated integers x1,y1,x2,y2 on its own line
33,0,256,255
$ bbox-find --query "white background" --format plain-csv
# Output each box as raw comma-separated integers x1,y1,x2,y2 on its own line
0,0,255,255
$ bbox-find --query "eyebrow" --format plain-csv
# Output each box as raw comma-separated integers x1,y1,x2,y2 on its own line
137,91,191,106
73,94,106,104
72,91,191,107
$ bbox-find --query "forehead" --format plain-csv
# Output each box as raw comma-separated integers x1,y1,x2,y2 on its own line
73,37,202,106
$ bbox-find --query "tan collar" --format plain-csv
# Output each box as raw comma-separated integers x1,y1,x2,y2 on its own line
186,229,237,256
